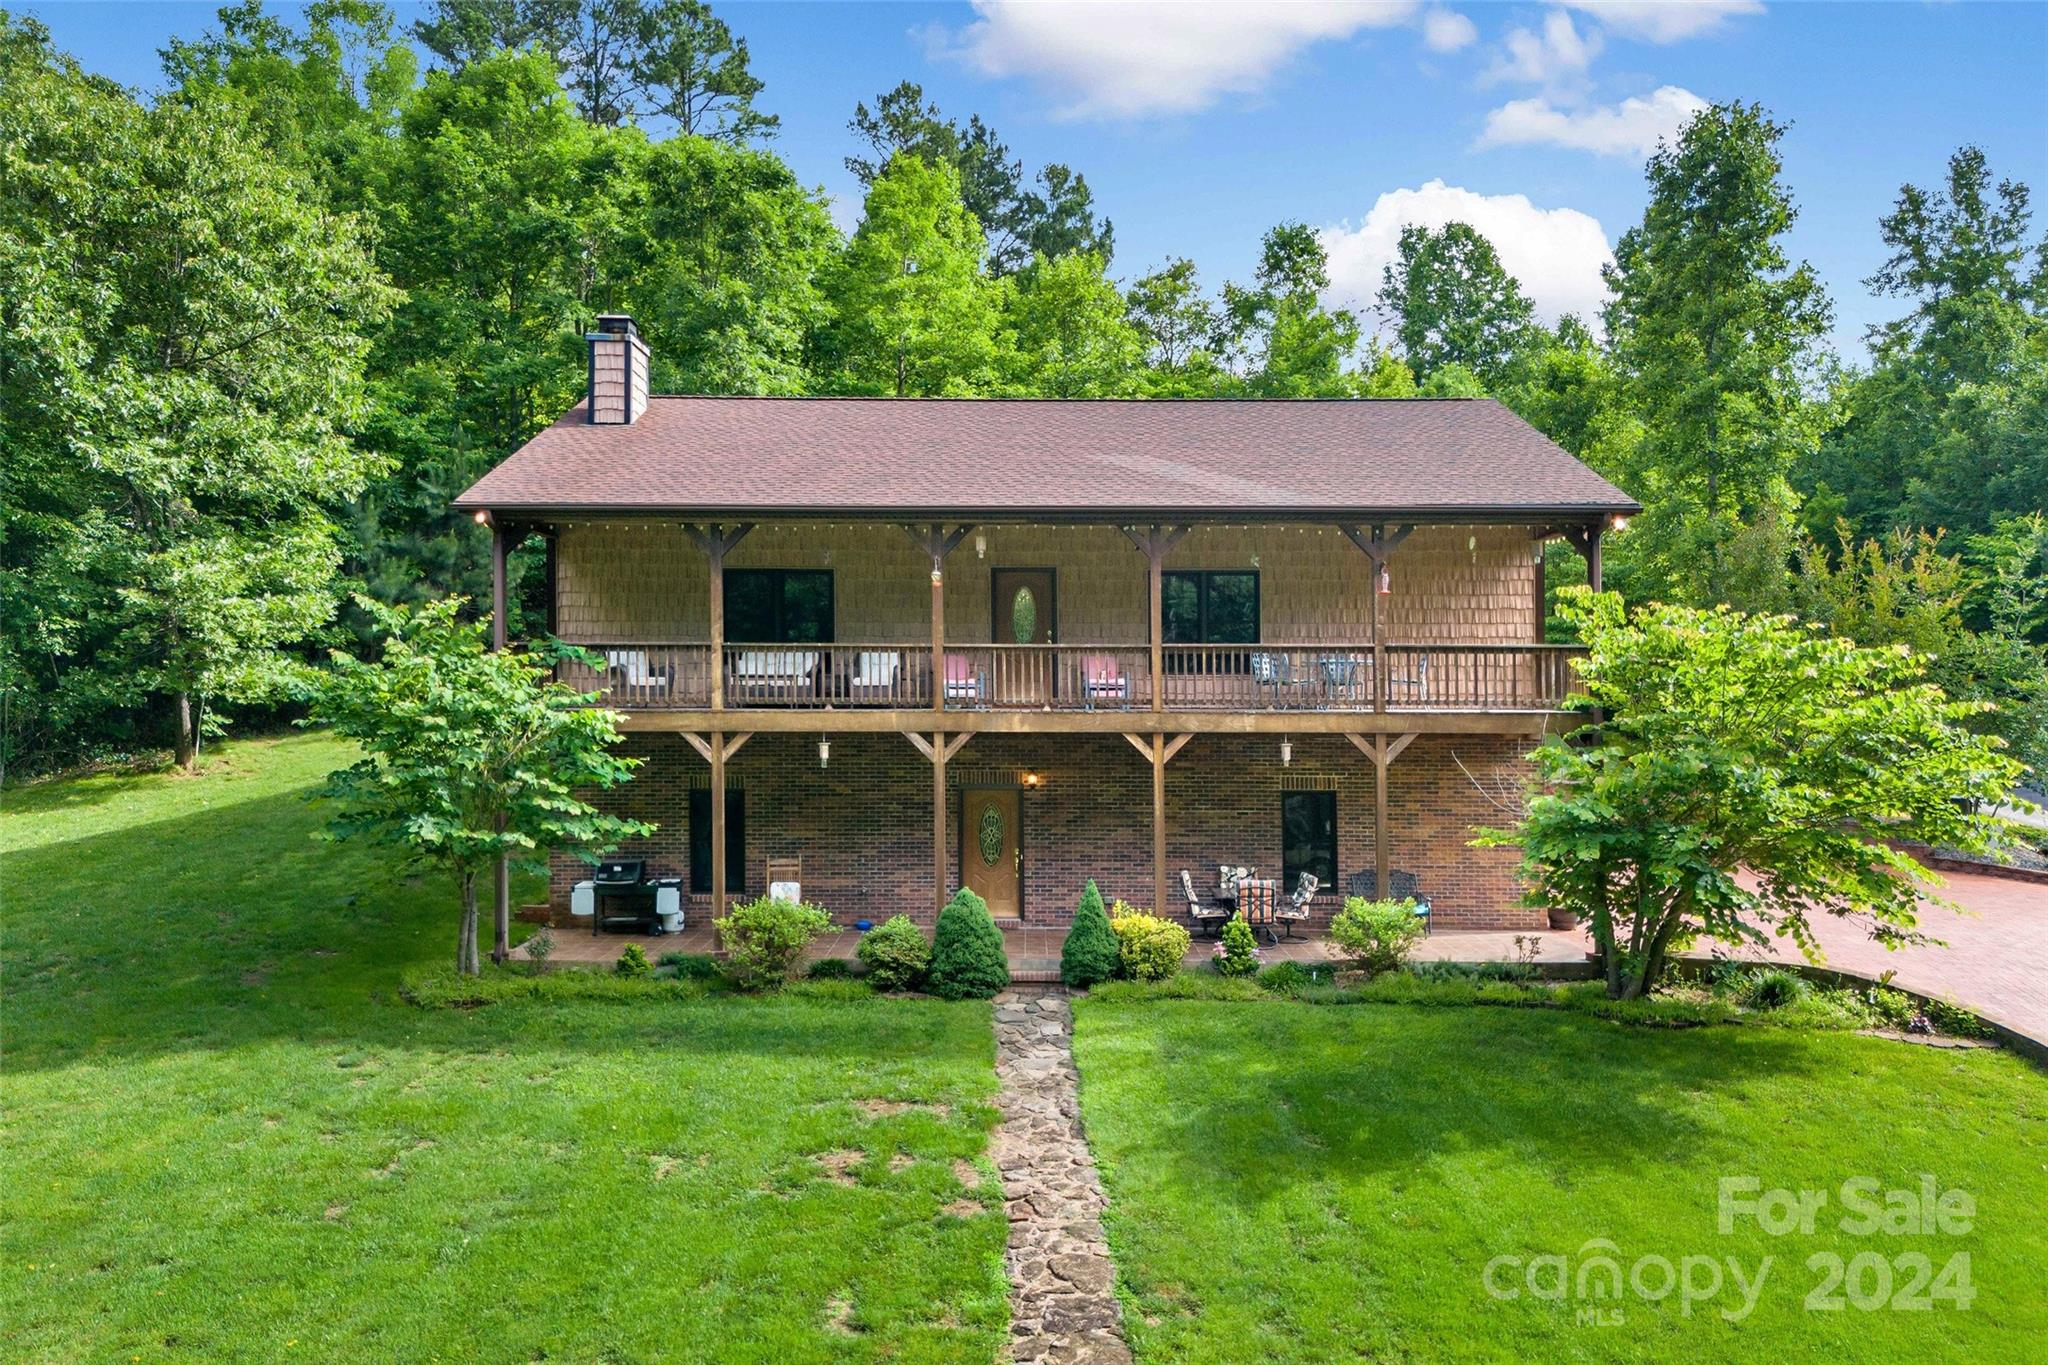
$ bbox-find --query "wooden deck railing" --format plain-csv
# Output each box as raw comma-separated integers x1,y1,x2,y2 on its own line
554,643,713,709
560,641,1587,714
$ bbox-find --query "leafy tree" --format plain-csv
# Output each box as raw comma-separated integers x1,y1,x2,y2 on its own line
1801,147,2046,540
0,16,393,770
621,134,835,393
1061,880,1120,987
814,152,1002,395
1604,102,1832,604
1482,589,2023,1000
1221,223,1360,396
310,596,652,974
1002,252,1148,397
845,80,1110,272
1125,257,1226,396
415,0,636,126
161,0,416,194
627,0,776,141
1377,221,1537,386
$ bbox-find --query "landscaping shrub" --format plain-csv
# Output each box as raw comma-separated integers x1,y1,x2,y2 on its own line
857,915,931,991
807,956,853,980
523,925,555,973
929,888,1010,999
657,952,722,981
1061,881,1120,988
1257,960,1335,997
1327,897,1423,975
1211,915,1261,977
1863,984,1916,1030
1108,905,1190,982
1926,998,1995,1038
1734,966,1810,1010
715,895,833,991
614,943,651,978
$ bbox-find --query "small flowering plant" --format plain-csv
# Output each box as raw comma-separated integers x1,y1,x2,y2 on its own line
1212,914,1262,977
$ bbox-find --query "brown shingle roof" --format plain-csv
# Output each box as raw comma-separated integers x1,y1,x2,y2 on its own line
453,396,1638,521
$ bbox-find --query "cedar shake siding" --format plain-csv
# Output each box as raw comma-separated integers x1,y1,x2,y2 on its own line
551,522,1542,646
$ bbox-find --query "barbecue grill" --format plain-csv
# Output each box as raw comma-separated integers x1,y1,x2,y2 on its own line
582,859,683,935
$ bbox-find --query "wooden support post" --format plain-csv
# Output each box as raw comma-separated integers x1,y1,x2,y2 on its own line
931,527,945,714
1563,523,1604,594
710,728,727,920
488,519,510,961
1122,525,1187,711
490,521,508,651
686,524,754,713
1338,523,1412,716
1151,733,1167,916
1346,732,1415,900
905,731,970,916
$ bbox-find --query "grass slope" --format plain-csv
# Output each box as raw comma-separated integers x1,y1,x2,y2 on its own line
1073,999,2047,1363
2,735,1007,1362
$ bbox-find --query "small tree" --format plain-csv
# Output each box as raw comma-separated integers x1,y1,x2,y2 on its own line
1482,589,2024,999
309,597,653,975
928,887,1010,1000
1060,880,1119,988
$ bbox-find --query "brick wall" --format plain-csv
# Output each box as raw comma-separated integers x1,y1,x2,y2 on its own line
549,730,1543,932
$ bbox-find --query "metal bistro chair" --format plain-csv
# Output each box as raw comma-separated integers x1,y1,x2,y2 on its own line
1275,871,1320,939
1316,653,1366,707
1251,651,1310,709
1346,868,1433,934
1180,869,1231,938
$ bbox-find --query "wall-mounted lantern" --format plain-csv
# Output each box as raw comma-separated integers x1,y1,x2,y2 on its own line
1279,738,1293,768
818,738,831,769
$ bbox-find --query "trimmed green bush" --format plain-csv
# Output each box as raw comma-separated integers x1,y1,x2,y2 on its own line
1108,905,1191,982
1327,897,1423,975
1061,881,1120,987
858,914,932,991
614,942,651,978
806,956,853,980
657,952,722,981
928,888,1010,1000
1212,915,1260,977
715,895,833,991
1734,966,1809,1010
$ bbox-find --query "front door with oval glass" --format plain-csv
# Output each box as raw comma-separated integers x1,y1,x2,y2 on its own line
960,787,1022,921
990,568,1056,706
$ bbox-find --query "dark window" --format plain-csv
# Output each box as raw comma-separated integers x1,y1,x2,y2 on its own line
1282,791,1336,890
725,569,833,643
1162,571,1258,643
689,788,746,894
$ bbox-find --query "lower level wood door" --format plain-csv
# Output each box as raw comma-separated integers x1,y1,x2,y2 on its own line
960,787,1022,920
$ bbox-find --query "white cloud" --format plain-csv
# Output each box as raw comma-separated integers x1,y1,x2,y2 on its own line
1477,85,1707,157
1484,10,1601,88
1320,180,1615,332
927,0,1420,119
1555,0,1763,44
1421,8,1478,52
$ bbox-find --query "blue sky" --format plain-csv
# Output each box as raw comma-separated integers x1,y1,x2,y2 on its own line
28,1,2048,360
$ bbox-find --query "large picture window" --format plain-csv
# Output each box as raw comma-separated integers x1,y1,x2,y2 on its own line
1282,790,1336,890
689,788,746,894
725,569,834,643
1163,570,1258,644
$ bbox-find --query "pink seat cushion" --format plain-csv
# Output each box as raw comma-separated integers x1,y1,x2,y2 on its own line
945,655,976,683
1083,653,1121,682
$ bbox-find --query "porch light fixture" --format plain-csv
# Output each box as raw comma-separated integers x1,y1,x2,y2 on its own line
1610,513,1631,531
1376,563,1392,596
472,510,490,526
1022,771,1042,787
818,738,831,769
1280,739,1293,768
975,532,987,559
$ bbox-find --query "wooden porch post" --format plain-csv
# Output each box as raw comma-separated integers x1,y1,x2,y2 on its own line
1338,524,1412,716
685,523,752,713
1347,732,1415,901
931,529,945,714
1586,524,1604,593
710,728,726,919
1149,540,1165,714
1124,732,1190,915
488,520,511,962
906,732,971,916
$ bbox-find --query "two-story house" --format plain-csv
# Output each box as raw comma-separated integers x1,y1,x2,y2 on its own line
454,316,1636,934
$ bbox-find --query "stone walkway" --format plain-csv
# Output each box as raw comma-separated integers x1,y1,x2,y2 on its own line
990,988,1131,1365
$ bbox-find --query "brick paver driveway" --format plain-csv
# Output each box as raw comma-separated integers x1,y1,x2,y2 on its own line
1734,868,2047,1048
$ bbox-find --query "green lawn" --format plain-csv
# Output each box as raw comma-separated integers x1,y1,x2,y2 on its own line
1,734,1007,1362
1073,999,2048,1363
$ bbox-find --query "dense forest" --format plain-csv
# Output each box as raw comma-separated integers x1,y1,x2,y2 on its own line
2,1,2043,781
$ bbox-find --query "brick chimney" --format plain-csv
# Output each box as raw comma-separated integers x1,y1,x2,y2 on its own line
586,314,649,424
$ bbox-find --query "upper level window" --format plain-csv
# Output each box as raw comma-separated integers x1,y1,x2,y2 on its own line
1163,571,1259,643
726,569,833,643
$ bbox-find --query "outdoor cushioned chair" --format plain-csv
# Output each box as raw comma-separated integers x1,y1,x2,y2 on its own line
942,653,987,705
1346,868,1433,934
1080,652,1130,707
1276,871,1320,938
1250,651,1309,707
1181,868,1230,938
848,650,902,703
603,649,672,704
729,649,820,703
